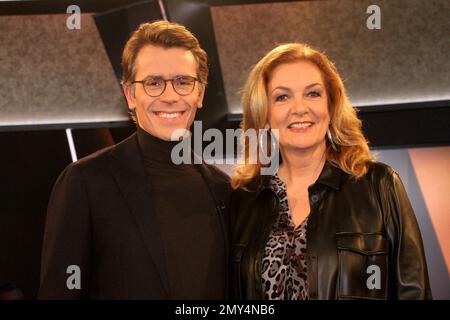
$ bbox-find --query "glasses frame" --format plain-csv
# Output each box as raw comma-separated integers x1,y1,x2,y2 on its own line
131,75,202,97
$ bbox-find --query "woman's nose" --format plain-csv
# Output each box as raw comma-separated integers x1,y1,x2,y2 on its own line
292,95,308,114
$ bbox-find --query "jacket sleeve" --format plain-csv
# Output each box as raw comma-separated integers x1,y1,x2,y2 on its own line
383,169,432,299
38,163,92,299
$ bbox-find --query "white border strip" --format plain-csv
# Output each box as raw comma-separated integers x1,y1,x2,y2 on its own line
158,0,168,20
65,128,78,162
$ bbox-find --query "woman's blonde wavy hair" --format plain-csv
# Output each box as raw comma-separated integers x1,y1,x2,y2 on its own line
231,43,374,190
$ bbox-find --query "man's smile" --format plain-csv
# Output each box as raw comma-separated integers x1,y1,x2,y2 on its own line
153,111,186,119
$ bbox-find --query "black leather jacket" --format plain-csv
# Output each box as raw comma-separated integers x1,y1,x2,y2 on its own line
231,161,432,300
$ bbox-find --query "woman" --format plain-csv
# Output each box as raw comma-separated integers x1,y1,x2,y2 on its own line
230,43,431,300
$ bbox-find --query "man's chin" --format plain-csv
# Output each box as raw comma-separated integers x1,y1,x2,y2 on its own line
138,118,191,141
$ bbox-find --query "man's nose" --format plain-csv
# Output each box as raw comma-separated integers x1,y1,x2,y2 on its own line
159,81,180,103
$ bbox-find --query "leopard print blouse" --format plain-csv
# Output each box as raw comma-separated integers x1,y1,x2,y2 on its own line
261,173,308,300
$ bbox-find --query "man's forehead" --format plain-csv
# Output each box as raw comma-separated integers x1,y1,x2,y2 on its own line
135,44,197,78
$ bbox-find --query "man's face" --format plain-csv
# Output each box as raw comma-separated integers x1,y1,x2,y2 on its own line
124,44,204,141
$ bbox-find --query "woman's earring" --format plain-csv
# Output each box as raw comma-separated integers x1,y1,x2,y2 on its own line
258,129,267,156
258,127,279,175
258,124,276,156
327,128,338,152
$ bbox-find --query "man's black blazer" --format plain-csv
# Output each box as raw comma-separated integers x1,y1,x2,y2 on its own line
38,133,231,299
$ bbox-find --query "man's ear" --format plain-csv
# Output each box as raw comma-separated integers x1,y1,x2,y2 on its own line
122,84,136,111
197,84,205,109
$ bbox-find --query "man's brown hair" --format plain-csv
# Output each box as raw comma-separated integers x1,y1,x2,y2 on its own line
121,20,208,88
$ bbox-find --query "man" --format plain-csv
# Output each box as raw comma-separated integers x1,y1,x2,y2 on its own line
39,21,231,299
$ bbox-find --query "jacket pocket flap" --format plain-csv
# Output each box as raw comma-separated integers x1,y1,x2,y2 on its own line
336,233,388,255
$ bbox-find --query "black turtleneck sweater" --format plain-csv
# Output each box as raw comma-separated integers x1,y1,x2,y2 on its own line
136,126,225,299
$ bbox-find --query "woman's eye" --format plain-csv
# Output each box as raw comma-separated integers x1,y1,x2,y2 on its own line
275,94,288,102
307,91,321,98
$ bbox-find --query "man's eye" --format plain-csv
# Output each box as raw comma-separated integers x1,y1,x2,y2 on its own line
176,77,194,86
275,94,288,102
307,91,321,98
145,79,162,87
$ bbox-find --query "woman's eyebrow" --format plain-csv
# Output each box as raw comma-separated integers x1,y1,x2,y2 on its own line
271,82,323,93
271,86,291,93
305,82,323,89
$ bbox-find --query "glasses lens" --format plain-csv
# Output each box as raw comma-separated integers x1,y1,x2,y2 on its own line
173,76,196,95
143,78,165,97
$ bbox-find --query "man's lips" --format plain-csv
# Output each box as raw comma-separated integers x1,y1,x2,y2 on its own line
152,111,186,119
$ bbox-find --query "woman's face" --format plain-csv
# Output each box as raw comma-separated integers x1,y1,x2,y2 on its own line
267,60,330,153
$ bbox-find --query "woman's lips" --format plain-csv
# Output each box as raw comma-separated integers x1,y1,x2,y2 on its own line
288,121,314,132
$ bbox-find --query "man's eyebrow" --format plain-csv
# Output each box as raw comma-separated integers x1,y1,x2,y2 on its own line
142,74,163,80
271,82,323,93
141,74,194,80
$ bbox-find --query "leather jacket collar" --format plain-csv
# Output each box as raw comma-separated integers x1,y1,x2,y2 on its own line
254,160,344,195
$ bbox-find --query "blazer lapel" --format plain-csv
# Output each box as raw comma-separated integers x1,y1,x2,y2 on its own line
107,133,171,297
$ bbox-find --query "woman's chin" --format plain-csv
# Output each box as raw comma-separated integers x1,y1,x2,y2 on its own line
280,141,325,153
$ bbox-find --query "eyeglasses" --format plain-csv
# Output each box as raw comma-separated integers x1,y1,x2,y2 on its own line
132,75,201,97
